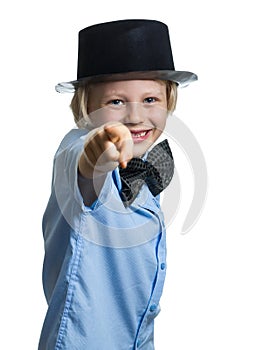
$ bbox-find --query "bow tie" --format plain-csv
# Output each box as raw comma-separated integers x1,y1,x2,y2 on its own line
119,139,174,207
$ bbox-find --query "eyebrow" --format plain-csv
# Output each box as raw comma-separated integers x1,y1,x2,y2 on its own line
103,89,165,99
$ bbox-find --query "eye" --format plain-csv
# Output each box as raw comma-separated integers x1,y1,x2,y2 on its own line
144,97,156,104
109,99,124,106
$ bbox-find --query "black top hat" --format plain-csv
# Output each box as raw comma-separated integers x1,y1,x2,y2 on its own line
55,19,197,93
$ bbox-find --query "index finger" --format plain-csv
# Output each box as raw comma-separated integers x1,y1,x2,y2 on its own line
104,122,132,144
104,122,133,168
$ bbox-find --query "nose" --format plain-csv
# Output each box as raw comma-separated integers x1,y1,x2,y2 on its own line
123,102,145,124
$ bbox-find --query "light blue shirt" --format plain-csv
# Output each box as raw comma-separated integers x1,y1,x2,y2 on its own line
38,129,167,350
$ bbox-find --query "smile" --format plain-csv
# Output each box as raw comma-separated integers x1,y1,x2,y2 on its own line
129,129,152,143
131,131,148,137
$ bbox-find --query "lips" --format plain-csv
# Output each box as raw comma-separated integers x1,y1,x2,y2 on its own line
129,129,152,142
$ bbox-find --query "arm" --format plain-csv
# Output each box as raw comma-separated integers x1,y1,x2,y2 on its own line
78,122,133,207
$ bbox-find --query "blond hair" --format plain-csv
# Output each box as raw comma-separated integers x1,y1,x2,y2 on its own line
70,80,177,127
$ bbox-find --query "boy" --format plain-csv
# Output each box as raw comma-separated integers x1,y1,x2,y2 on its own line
39,19,197,349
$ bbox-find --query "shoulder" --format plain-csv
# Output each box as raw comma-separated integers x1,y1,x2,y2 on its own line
57,128,89,152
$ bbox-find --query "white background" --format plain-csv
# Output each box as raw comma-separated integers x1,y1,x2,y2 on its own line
1,0,264,349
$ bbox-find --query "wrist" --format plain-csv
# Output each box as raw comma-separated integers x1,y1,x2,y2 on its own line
78,152,106,179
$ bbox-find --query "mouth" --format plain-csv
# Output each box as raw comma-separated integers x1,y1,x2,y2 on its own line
129,129,152,142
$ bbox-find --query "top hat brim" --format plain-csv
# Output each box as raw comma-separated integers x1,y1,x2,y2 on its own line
55,70,198,93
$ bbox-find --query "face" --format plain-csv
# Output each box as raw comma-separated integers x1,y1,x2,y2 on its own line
86,80,168,157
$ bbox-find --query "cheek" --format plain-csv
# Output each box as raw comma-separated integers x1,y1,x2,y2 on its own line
87,107,125,128
150,109,168,132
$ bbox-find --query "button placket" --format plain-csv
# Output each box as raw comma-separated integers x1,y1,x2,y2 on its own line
135,210,167,349
149,304,157,312
160,262,166,270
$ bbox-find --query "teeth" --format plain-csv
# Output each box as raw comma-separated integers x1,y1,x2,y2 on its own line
132,131,147,137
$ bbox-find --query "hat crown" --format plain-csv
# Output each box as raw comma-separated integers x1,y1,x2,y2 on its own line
77,19,175,79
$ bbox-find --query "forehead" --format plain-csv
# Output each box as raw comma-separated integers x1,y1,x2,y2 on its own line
89,79,166,95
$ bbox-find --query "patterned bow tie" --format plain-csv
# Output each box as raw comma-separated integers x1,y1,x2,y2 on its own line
119,139,174,207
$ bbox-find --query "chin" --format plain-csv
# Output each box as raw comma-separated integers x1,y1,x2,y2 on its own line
133,140,154,158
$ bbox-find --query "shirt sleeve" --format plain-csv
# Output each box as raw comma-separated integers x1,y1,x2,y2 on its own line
52,129,118,218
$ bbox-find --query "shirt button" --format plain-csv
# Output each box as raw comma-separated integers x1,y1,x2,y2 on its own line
150,304,157,312
160,262,166,270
